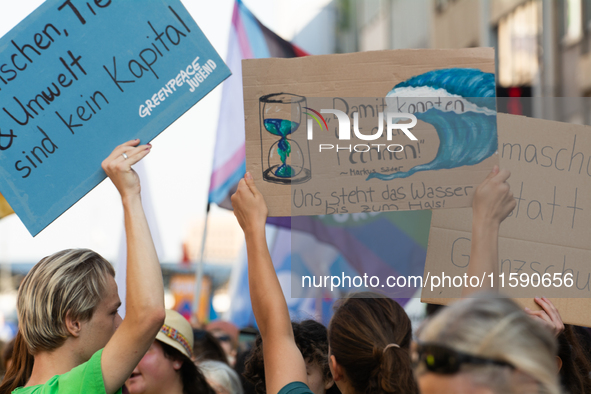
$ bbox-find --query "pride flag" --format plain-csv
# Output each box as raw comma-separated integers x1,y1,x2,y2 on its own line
208,0,308,207
226,212,431,327
268,211,432,302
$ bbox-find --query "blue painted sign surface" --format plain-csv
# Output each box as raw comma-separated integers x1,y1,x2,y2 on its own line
0,0,230,235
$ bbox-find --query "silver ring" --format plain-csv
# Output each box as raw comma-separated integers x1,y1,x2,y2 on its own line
122,152,129,160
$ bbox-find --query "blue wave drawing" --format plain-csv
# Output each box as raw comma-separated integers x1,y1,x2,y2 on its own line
367,68,497,181
393,68,496,109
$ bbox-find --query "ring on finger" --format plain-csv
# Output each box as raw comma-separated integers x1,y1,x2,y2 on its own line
122,152,129,160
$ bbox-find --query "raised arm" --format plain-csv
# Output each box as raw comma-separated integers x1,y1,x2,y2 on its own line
101,140,166,394
231,173,307,394
462,165,516,297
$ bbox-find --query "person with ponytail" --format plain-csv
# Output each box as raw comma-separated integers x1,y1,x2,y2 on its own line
231,172,418,394
0,140,165,394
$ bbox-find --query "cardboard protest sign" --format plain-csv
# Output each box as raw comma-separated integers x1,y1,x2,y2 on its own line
0,0,230,236
422,114,591,327
243,48,498,217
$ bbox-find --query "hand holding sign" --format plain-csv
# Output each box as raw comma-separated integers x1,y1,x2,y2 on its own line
231,172,268,235
472,165,516,226
463,166,516,296
101,139,151,201
525,297,565,337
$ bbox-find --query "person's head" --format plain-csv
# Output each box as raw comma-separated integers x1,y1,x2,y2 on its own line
205,321,239,366
328,293,417,394
415,297,560,394
126,309,215,394
193,329,228,364
0,249,119,393
19,248,120,355
198,360,244,394
244,320,337,394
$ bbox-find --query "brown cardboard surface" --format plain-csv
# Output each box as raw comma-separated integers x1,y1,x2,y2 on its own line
422,113,591,327
243,49,498,217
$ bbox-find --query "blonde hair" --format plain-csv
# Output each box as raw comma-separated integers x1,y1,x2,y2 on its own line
0,249,115,393
17,248,115,353
417,297,560,394
198,360,244,394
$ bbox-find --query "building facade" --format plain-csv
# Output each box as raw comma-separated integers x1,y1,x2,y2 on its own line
336,0,591,124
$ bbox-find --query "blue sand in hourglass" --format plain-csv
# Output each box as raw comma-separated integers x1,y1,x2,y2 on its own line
263,118,300,178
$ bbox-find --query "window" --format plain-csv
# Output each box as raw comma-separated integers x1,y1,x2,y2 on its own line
584,0,591,30
564,0,583,44
498,1,541,87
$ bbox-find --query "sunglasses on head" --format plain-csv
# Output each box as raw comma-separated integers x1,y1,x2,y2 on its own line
415,342,515,374
216,334,232,343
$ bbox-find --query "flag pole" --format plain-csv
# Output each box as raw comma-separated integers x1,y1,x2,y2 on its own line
192,0,240,326
192,202,210,326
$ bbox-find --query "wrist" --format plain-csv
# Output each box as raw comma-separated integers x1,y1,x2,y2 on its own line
472,213,502,229
121,193,142,207
244,223,266,242
472,219,499,239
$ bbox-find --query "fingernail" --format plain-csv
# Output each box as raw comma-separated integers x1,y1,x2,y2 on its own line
147,143,152,147
245,172,252,180
524,307,530,311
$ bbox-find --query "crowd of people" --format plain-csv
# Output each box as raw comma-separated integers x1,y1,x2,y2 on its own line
0,143,589,394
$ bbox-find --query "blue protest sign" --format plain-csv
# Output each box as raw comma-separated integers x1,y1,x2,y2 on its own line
0,0,231,236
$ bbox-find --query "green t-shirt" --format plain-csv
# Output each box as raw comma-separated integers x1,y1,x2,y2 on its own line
13,349,122,394
278,382,313,394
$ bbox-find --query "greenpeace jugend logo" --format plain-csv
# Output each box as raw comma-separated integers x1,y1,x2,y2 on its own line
305,108,418,153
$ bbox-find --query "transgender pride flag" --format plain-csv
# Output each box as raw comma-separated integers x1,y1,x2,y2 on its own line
208,0,308,206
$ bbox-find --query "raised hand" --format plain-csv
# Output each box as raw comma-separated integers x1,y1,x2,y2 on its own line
464,166,516,296
231,172,268,235
101,139,164,394
472,165,516,226
525,297,565,337
101,139,151,200
231,173,307,394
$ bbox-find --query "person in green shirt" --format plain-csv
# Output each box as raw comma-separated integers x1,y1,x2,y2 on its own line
0,140,166,394
231,173,418,394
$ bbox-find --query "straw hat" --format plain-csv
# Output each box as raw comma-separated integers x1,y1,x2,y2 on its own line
157,309,194,359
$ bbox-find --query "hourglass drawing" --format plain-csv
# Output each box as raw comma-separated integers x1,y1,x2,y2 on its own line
259,93,311,185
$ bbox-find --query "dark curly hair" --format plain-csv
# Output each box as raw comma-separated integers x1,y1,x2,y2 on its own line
557,324,591,394
244,320,339,394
